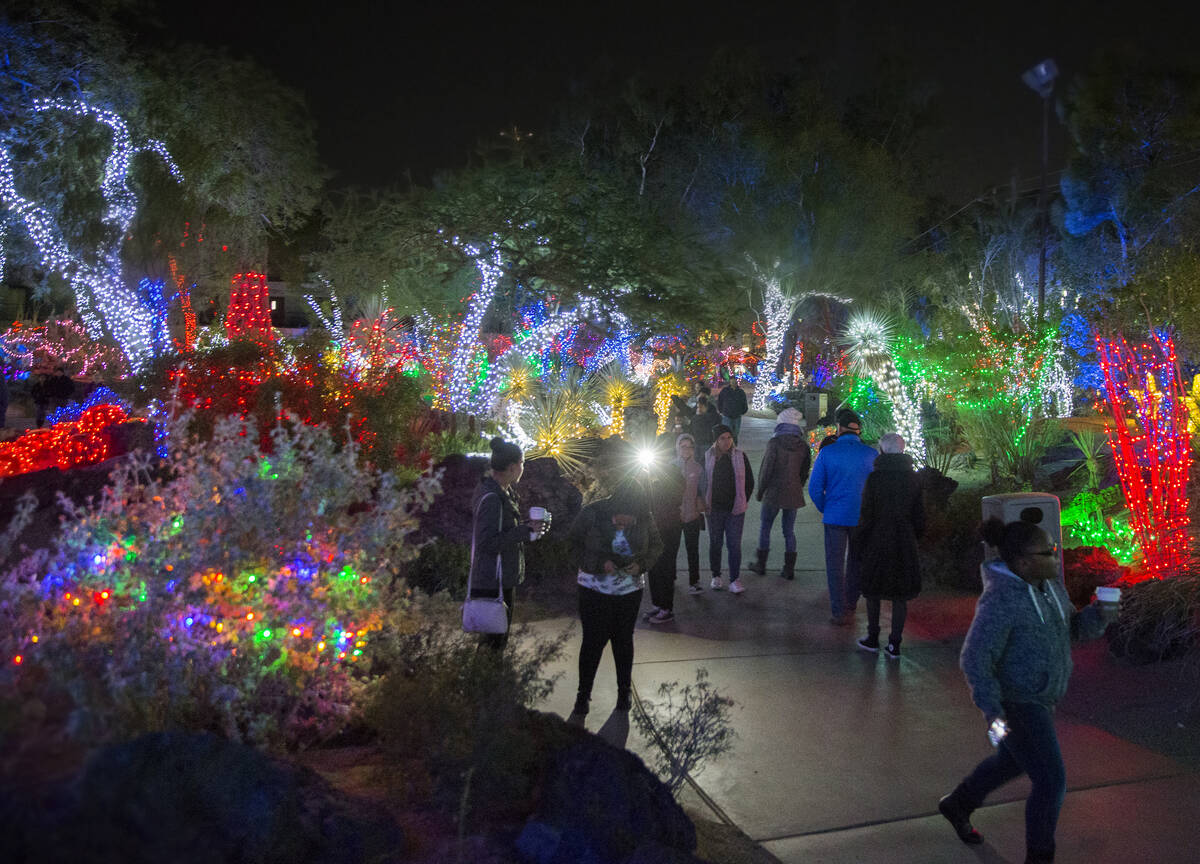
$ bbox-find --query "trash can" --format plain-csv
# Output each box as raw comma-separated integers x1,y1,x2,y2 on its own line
981,492,1064,581
803,391,827,430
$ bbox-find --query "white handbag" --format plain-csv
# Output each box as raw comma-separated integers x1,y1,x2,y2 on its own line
462,493,509,634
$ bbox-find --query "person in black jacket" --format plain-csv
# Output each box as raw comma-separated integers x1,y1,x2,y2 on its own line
689,395,722,451
716,377,749,442
854,433,925,658
468,437,546,650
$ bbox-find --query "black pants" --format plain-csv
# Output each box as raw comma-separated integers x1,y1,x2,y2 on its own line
577,585,642,700
649,523,682,610
682,517,702,585
866,596,908,646
475,587,514,651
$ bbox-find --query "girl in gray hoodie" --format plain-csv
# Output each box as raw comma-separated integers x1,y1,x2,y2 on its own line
939,517,1116,864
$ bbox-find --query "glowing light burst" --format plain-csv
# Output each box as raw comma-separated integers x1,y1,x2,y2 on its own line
843,310,926,462
1096,333,1192,576
0,99,183,371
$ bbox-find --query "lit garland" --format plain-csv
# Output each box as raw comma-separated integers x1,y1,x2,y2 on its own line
0,99,183,371
0,404,142,478
0,319,129,378
1096,333,1192,576
225,272,274,343
46,386,129,427
844,310,926,462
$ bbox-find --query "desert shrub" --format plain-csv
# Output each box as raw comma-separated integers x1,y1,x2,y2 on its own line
960,408,1062,488
364,624,568,811
1109,570,1200,681
919,487,989,590
1062,545,1125,607
0,415,440,751
632,668,737,794
407,538,471,599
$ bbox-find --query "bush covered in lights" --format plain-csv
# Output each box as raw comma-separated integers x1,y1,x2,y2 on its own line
0,415,440,750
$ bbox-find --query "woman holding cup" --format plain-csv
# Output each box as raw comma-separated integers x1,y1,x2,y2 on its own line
939,517,1120,864
468,437,549,651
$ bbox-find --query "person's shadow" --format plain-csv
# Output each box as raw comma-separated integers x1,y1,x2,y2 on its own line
596,710,630,749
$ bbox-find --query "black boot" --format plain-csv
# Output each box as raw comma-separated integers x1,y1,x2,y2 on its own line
749,548,768,576
615,690,631,712
782,550,797,580
938,792,983,845
571,692,589,717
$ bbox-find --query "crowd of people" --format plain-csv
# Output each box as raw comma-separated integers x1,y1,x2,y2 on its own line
467,379,1120,864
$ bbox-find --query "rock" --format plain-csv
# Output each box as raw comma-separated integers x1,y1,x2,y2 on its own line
529,716,696,864
1,731,404,864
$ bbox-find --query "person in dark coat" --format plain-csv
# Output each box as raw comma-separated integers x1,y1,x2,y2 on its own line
468,437,545,650
749,408,812,579
855,433,925,658
716,377,749,442
689,395,722,451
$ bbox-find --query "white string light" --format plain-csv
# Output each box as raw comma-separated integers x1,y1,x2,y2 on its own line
0,99,183,372
844,309,927,463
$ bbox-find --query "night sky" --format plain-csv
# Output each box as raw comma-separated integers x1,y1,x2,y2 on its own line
158,0,1200,202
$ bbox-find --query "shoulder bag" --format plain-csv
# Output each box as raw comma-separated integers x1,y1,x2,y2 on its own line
462,493,509,634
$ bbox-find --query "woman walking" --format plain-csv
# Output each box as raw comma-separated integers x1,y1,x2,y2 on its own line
468,437,544,651
646,433,707,622
938,517,1118,864
855,433,925,657
749,408,811,580
567,441,663,720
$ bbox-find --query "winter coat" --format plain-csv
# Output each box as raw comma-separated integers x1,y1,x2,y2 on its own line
649,460,686,532
960,559,1109,720
468,475,526,594
567,495,664,595
690,409,722,450
807,434,878,526
716,384,748,419
755,424,812,510
704,446,754,515
678,456,705,523
857,452,925,600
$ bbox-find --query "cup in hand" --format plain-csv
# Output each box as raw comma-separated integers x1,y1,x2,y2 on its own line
1096,586,1121,605
529,506,547,540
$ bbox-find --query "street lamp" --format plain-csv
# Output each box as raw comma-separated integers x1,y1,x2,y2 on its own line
1022,59,1058,322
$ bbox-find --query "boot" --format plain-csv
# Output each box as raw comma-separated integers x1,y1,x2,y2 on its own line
749,548,768,576
571,692,590,718
938,792,983,845
782,551,797,580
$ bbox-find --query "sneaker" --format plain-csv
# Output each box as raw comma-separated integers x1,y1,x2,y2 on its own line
687,584,704,595
938,795,984,845
648,609,675,624
857,636,880,653
711,577,724,590
729,579,746,594
884,642,901,659
642,605,664,621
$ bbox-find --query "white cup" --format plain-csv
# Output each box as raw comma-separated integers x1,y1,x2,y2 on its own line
529,506,547,540
1096,586,1121,604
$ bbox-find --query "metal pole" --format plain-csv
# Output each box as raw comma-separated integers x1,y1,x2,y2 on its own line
1037,92,1050,321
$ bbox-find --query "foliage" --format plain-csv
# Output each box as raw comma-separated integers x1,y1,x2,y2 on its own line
1109,568,1200,699
1062,546,1126,607
631,668,737,794
406,539,470,600
364,624,568,810
0,415,440,750
959,409,1062,488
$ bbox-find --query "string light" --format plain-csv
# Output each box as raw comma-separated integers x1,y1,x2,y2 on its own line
747,258,793,411
844,310,926,462
0,99,183,371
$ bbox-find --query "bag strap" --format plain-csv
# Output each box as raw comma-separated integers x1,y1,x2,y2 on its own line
467,492,505,599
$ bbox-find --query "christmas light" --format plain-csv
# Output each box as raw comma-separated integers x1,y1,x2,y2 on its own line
844,310,926,462
747,258,794,411
1096,333,1192,576
0,404,142,478
0,99,182,371
225,272,274,343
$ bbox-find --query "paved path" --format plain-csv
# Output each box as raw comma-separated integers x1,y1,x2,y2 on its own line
531,415,1199,863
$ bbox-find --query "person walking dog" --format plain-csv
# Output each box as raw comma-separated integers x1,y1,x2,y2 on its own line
749,407,811,580
938,517,1119,864
808,409,877,625
855,433,925,658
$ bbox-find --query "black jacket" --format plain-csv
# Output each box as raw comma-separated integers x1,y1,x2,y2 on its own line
567,494,663,577
857,453,926,600
717,385,748,418
468,475,526,594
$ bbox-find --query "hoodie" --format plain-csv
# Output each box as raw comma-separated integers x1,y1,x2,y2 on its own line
960,559,1108,720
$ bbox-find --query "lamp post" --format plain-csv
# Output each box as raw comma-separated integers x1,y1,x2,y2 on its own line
1022,58,1058,323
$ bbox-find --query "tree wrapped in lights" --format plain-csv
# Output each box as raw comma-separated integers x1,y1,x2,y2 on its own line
0,99,183,372
225,271,274,344
1096,333,1192,576
747,258,796,411
653,368,690,435
843,310,926,462
1,415,440,749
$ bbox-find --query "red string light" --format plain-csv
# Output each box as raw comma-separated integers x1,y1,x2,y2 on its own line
0,405,143,478
225,272,274,344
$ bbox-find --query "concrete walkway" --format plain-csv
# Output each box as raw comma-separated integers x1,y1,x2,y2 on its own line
530,415,1199,863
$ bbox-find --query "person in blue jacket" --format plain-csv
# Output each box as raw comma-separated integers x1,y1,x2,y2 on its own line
807,409,878,625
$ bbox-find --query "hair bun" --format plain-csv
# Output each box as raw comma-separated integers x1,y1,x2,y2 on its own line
978,517,1006,546
490,436,506,452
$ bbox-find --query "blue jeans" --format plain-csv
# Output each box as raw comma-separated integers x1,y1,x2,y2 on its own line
823,523,861,617
758,503,797,554
719,415,742,441
954,701,1066,858
707,510,745,580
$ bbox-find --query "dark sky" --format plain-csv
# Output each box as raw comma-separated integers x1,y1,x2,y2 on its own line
159,0,1200,202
